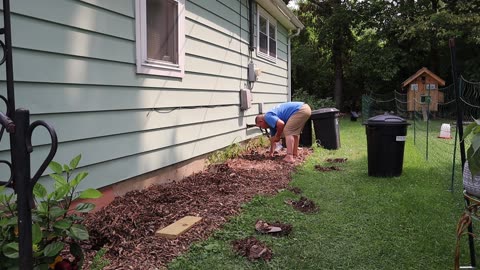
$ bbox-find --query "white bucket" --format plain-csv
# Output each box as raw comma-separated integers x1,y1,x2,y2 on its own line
439,123,451,139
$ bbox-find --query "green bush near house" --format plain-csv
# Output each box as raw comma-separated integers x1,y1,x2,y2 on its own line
0,154,102,270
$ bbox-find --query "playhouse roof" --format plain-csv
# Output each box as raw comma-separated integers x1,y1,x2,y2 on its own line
401,67,446,88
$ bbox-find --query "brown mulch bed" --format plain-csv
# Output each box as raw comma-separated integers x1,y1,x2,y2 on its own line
232,236,273,261
82,147,311,269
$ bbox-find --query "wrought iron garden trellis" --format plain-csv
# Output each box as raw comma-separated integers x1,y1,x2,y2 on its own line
0,0,59,269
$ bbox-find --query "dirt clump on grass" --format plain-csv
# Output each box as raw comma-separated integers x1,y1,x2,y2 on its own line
315,165,342,172
82,146,311,269
285,196,318,213
326,158,348,163
232,236,273,261
255,220,292,236
286,186,303,194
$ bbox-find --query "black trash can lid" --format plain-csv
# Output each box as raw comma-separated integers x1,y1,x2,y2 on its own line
311,108,339,119
366,114,408,126
312,108,339,115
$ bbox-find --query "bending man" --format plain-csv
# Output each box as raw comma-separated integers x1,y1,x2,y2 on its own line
255,102,312,163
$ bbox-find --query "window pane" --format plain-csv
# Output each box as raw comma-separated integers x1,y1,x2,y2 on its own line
259,33,268,54
259,16,267,34
269,23,275,39
269,38,276,57
147,0,178,64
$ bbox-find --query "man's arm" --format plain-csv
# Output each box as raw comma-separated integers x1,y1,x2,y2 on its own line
271,119,285,142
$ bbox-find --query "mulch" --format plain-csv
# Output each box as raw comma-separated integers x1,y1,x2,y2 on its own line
81,147,312,269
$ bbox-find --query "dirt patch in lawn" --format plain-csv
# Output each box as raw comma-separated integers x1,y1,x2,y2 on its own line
285,196,318,213
232,236,273,261
286,186,303,194
314,165,342,172
326,158,348,163
255,220,293,236
82,146,311,269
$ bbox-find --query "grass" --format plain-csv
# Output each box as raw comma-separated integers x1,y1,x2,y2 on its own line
169,119,471,269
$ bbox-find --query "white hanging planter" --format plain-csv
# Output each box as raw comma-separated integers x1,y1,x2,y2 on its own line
463,161,480,197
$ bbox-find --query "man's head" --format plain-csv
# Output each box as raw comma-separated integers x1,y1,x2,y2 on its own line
255,114,269,129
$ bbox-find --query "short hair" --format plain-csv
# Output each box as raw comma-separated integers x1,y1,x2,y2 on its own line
255,114,264,125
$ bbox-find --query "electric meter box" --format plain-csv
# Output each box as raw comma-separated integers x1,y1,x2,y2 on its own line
240,88,252,110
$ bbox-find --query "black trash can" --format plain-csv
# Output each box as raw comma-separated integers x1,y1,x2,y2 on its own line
311,108,340,150
299,118,312,147
365,115,410,177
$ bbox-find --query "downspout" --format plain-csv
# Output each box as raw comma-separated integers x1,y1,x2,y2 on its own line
248,0,255,52
287,27,301,101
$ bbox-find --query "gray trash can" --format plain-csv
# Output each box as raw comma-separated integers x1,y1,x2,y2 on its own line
365,115,410,177
311,108,340,150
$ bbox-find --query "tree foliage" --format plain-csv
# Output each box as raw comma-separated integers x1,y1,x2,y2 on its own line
291,0,480,110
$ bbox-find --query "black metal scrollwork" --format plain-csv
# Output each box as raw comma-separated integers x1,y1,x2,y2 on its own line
27,120,58,185
0,0,59,268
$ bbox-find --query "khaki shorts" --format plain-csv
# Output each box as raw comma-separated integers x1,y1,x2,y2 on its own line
284,104,312,136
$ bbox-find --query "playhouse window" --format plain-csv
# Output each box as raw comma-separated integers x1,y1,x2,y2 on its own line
420,95,431,104
135,0,185,77
257,6,277,62
411,84,418,91
426,84,437,90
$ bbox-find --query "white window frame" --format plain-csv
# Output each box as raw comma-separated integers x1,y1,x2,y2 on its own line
256,6,277,62
135,0,185,78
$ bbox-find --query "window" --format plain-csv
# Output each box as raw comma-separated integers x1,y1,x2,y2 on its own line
426,84,437,90
135,0,185,77
410,84,418,91
257,6,277,61
421,95,431,104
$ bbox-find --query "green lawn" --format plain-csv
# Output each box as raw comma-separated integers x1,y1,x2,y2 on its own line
169,119,471,270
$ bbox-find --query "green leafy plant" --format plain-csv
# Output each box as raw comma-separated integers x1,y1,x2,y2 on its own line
90,248,110,270
292,88,336,110
463,118,480,176
0,154,102,270
207,137,269,165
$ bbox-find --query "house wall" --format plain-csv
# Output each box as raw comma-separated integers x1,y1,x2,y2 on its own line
0,0,290,190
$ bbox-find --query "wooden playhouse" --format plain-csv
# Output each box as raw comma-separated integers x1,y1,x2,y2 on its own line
402,67,446,117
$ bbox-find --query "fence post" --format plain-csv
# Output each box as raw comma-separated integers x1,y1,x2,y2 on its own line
450,38,475,268
12,109,33,269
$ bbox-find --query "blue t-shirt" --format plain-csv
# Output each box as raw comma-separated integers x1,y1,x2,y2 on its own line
264,102,304,136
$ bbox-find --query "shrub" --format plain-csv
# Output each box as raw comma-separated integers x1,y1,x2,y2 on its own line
0,154,101,269
292,88,336,110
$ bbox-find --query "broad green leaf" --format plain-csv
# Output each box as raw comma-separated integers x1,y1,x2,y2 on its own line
79,188,101,199
63,164,70,174
50,174,68,188
463,123,475,140
32,223,42,244
70,154,82,170
48,161,63,175
6,216,17,226
70,242,84,269
53,186,70,201
43,242,64,257
36,202,48,215
33,183,48,199
472,135,480,152
53,219,72,230
2,242,19,258
71,172,88,187
75,202,95,213
49,207,67,219
70,224,89,241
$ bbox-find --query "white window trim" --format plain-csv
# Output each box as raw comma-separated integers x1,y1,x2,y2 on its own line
135,0,185,78
256,5,277,62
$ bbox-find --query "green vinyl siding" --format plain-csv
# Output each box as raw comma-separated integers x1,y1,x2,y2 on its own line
0,0,291,189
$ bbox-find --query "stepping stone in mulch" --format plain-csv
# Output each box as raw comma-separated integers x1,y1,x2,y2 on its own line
314,165,342,172
232,236,273,261
286,186,303,194
326,158,348,163
255,220,292,236
285,196,318,213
